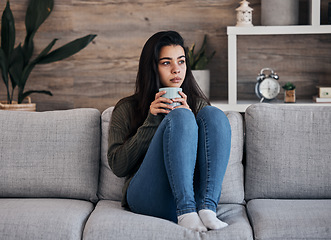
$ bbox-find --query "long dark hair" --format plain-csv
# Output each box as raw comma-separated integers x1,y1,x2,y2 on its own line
118,31,209,138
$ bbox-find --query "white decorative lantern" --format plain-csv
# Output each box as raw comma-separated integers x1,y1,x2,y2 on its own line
236,0,253,27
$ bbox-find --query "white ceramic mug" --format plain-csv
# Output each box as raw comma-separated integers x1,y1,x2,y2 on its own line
159,87,182,107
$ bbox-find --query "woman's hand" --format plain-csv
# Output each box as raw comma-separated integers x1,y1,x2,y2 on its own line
173,91,191,111
150,91,174,116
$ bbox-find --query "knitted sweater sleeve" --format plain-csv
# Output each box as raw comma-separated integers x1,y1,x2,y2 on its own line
196,98,209,112
107,101,163,178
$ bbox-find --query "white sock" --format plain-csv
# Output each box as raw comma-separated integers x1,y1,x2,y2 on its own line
177,212,207,232
198,209,228,230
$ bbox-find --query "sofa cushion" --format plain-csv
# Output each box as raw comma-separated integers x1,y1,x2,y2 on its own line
98,107,245,204
247,199,331,240
0,109,100,202
0,198,94,240
245,103,331,200
83,200,253,240
220,111,245,204
98,107,124,202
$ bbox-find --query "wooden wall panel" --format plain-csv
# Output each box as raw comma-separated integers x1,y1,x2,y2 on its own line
1,0,330,111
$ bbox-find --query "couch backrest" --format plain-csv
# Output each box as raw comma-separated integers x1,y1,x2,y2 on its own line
245,103,331,200
98,107,245,205
0,109,100,202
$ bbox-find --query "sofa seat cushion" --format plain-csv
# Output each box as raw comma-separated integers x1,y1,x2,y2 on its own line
0,198,94,240
0,109,100,202
83,200,253,240
98,107,245,205
247,199,331,240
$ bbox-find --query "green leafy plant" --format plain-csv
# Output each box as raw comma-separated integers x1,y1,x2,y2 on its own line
186,35,215,70
0,0,96,104
282,82,296,90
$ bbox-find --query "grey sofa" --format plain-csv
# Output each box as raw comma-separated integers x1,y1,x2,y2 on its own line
245,104,331,240
0,103,330,240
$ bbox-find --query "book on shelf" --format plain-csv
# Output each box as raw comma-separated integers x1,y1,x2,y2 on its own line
313,96,331,103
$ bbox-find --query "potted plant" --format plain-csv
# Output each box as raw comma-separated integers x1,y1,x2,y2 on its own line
0,0,96,111
186,35,215,98
282,82,296,103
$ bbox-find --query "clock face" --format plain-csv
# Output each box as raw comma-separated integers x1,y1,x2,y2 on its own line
258,77,280,100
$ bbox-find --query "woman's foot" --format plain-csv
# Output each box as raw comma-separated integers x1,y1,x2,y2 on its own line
198,209,228,230
178,212,207,232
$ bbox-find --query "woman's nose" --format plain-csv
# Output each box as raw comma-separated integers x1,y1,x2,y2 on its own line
172,65,180,74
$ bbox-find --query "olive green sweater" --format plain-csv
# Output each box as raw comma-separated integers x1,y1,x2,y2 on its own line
107,98,208,207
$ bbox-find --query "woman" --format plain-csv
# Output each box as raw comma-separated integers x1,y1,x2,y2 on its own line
108,31,231,232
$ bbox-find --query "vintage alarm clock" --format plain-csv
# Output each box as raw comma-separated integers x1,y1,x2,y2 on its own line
255,68,280,102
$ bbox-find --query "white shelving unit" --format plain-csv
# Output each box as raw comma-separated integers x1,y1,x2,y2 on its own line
215,0,331,112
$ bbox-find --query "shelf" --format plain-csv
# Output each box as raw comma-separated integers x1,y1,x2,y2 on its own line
227,25,331,35
212,100,331,112
224,0,331,112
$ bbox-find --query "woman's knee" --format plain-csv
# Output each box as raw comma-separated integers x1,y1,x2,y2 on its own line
165,108,197,132
197,106,231,133
167,108,195,120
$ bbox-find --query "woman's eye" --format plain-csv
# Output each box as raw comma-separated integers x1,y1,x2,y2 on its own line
179,60,185,65
161,61,170,65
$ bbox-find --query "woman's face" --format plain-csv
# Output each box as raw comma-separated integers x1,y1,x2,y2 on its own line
158,45,186,88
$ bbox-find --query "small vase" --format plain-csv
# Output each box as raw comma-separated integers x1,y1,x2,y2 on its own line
192,70,210,98
284,90,296,103
261,0,299,26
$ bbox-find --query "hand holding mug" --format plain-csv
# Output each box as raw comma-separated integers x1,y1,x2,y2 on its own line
173,91,191,111
150,91,174,116
150,87,190,115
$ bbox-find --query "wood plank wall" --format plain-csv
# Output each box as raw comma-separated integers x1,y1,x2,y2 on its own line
0,0,330,111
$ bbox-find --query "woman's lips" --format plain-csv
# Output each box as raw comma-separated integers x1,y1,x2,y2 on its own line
171,77,181,83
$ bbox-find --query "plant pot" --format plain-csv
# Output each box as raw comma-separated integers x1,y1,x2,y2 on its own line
192,70,210,98
261,0,299,26
0,97,36,111
284,89,296,103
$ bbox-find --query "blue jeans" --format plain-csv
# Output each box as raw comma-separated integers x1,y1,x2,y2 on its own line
127,106,231,223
